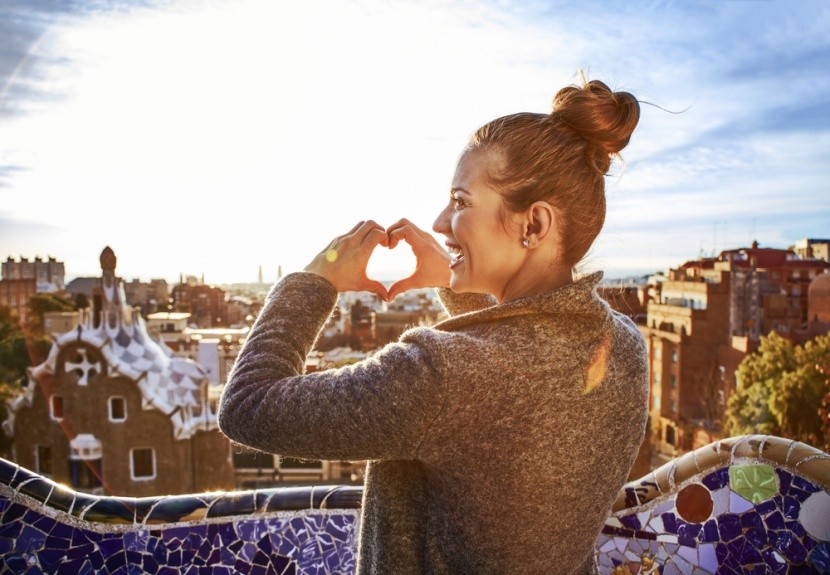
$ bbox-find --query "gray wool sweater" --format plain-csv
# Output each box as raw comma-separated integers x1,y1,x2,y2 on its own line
218,271,649,575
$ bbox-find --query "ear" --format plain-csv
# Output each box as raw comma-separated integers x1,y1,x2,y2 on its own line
521,201,555,247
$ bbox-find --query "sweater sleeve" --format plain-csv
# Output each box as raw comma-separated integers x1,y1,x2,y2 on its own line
218,272,446,462
436,288,497,316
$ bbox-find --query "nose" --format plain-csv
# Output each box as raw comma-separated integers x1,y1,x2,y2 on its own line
433,204,451,235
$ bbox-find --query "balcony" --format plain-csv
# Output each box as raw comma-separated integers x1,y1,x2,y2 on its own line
0,435,828,573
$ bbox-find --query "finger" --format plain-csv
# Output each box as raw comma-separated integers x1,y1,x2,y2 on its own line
353,220,385,244
346,220,366,235
364,226,389,248
387,225,411,249
362,279,389,301
387,275,419,301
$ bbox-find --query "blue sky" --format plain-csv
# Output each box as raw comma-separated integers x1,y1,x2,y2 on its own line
1,0,828,285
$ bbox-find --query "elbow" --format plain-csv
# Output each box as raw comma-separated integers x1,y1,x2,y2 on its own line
216,393,239,441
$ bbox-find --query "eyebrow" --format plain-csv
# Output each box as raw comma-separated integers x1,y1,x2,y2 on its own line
450,187,470,195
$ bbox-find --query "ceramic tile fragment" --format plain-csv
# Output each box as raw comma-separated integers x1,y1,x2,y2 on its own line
711,486,730,516
728,491,754,513
729,464,778,503
676,483,713,523
698,543,718,573
647,515,664,533
677,544,698,565
798,490,830,541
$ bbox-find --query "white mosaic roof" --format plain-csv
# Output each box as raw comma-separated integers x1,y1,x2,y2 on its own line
3,249,219,441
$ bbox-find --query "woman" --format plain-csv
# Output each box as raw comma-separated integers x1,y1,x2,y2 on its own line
218,78,649,574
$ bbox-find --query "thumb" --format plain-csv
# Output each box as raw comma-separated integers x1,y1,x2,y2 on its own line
387,275,419,301
363,279,389,302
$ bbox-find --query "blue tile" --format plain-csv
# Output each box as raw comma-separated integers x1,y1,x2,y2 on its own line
776,468,793,495
703,468,730,490
677,522,701,547
98,536,124,557
726,537,763,564
755,498,777,515
718,513,742,541
745,527,767,549
19,524,47,553
620,514,641,530
810,542,830,572
785,520,807,537
791,475,820,494
765,510,786,530
662,512,678,533
760,548,788,575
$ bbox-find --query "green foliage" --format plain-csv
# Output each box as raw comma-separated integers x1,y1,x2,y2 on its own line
0,306,26,383
726,332,829,448
25,293,74,335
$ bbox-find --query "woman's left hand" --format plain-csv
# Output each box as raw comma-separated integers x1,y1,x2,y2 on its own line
304,220,390,300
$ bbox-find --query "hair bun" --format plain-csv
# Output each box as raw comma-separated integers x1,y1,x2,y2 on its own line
551,79,640,160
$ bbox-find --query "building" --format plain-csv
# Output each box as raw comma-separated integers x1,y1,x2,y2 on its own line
2,247,234,496
2,255,65,292
639,241,830,462
0,278,36,326
171,281,229,328
42,311,81,335
793,238,830,262
640,268,732,459
123,278,169,316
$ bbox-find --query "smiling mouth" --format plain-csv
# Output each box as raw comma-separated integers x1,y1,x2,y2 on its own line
446,243,465,269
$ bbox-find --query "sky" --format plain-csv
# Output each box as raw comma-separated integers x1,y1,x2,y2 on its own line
0,0,828,286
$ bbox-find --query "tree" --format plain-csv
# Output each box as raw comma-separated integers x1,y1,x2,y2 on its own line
25,293,74,336
726,332,829,448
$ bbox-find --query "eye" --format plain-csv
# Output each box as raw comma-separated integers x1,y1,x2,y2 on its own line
449,194,466,210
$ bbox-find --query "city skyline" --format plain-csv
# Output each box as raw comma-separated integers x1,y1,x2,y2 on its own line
1,0,829,285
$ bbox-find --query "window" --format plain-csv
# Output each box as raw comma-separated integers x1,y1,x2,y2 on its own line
69,459,102,490
653,395,661,411
670,399,677,413
670,375,677,388
131,448,156,480
654,346,661,360
654,373,662,386
671,350,678,363
35,445,53,476
279,456,323,471
666,425,676,446
232,451,275,470
50,396,64,420
109,397,127,422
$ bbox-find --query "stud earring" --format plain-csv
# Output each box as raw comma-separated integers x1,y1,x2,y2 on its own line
522,238,530,248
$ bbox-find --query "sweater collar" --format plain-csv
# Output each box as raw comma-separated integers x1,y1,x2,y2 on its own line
434,271,606,331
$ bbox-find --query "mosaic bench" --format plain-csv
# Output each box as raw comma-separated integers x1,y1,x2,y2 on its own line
0,435,828,574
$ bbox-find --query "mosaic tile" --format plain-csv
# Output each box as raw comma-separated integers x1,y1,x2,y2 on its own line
3,438,830,575
675,483,712,523
729,463,778,504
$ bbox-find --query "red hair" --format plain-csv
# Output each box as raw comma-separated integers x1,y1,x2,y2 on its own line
469,79,640,267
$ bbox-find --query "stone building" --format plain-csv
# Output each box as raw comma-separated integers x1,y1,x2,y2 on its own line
2,255,65,292
2,247,234,496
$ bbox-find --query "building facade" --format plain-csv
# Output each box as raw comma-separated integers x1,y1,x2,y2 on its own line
2,255,65,292
2,247,234,496
639,242,830,462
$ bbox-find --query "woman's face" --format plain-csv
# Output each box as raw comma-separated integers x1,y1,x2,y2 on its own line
432,148,526,300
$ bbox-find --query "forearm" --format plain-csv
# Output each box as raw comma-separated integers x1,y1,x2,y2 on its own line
217,272,446,461
218,272,338,449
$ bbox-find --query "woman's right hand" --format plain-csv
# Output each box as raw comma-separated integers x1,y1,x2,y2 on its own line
304,220,390,300
386,218,451,301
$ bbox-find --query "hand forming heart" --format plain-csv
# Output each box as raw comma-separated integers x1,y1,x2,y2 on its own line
304,219,451,301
